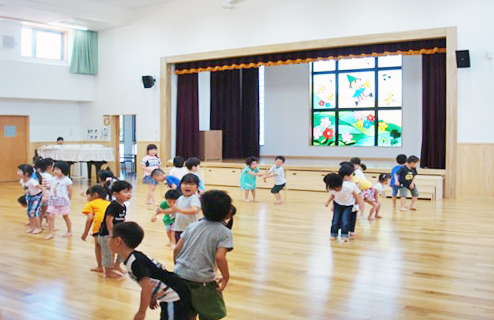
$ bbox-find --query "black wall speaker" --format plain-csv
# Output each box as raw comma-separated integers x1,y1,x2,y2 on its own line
142,75,155,88
456,50,470,68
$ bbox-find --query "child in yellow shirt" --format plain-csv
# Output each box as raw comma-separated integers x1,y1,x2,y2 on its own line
81,185,111,273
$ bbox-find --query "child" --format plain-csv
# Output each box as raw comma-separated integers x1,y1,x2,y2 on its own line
36,158,53,228
109,222,191,320
81,185,111,273
169,156,189,181
174,190,234,320
151,189,181,248
373,173,390,198
151,168,181,190
169,174,201,243
224,205,236,230
18,195,27,207
350,157,367,180
98,168,119,200
141,144,161,204
18,164,44,234
185,157,205,194
390,154,407,207
361,163,367,171
46,161,73,239
98,180,133,278
324,173,360,242
264,156,286,204
338,165,363,237
345,163,380,220
395,155,420,211
239,157,263,202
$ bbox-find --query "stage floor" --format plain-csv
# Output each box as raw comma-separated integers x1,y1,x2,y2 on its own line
0,179,492,319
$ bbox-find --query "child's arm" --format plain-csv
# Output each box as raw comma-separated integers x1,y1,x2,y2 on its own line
325,194,335,207
215,248,230,292
173,238,184,263
352,191,364,210
409,176,417,189
106,215,114,237
134,277,153,320
151,207,174,222
81,213,94,241
67,184,73,200
169,204,200,215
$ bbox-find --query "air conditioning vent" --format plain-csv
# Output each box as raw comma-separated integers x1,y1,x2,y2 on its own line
2,35,15,49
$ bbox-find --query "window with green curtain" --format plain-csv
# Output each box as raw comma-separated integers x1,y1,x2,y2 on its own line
70,30,98,75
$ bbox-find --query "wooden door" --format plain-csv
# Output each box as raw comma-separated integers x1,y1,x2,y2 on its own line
0,116,29,182
110,115,120,177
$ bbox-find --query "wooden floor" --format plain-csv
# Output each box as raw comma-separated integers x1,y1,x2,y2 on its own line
1,179,494,320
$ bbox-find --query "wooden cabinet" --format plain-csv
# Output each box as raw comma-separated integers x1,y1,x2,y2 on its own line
286,170,327,192
199,131,222,161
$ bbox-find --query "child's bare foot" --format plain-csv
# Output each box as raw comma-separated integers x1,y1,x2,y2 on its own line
330,237,337,241
166,243,171,247
62,232,72,238
376,215,383,219
32,228,42,234
114,266,127,275
274,200,283,205
253,199,257,202
25,221,30,226
91,267,104,273
341,237,349,242
26,228,34,233
400,207,407,212
45,233,54,240
349,232,356,239
244,199,250,203
410,207,417,211
105,270,123,278
368,215,376,220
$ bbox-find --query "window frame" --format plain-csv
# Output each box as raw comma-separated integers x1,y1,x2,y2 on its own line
311,56,403,147
21,26,67,61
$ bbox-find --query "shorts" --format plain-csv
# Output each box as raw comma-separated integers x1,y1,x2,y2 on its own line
361,188,376,202
143,175,159,185
26,193,43,218
400,186,419,198
98,235,124,268
47,205,70,216
165,222,175,232
182,279,226,320
391,185,400,197
271,183,286,194
160,300,189,320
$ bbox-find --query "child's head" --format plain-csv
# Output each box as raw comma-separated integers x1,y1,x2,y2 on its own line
185,157,201,172
111,180,133,202
350,157,361,170
396,154,407,165
246,156,258,169
18,195,27,207
17,164,33,179
201,190,232,222
56,137,64,145
109,222,144,254
53,161,70,177
151,168,166,182
378,173,391,185
165,189,181,207
180,173,199,196
86,185,108,202
338,165,354,181
98,168,116,183
173,156,185,168
146,144,158,156
361,163,367,171
324,173,344,191
407,155,420,168
274,156,285,167
339,161,353,168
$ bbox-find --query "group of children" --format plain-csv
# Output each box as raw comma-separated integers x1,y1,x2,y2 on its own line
323,155,420,241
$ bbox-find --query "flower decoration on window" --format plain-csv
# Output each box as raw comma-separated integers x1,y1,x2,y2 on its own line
320,117,331,128
354,111,364,121
342,132,353,144
378,121,388,131
366,114,375,122
319,101,325,106
323,128,334,139
356,120,364,128
363,120,372,129
313,127,322,139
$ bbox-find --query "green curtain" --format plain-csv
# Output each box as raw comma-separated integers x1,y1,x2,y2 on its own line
70,30,98,75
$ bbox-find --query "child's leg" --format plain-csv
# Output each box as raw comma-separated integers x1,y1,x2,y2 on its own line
392,186,398,207
146,184,156,204
410,186,419,210
274,192,283,204
62,214,72,237
98,235,121,278
45,214,55,239
330,203,343,240
367,200,378,220
252,190,257,202
91,239,104,272
32,216,42,233
349,211,358,237
243,190,250,202
166,229,174,247
26,217,34,233
114,256,127,274
375,200,383,218
399,188,408,211
359,195,365,216
341,206,352,241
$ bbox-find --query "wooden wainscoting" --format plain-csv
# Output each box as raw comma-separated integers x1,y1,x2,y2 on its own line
136,141,160,180
456,143,494,198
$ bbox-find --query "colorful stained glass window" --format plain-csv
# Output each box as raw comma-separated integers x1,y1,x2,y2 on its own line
311,56,402,147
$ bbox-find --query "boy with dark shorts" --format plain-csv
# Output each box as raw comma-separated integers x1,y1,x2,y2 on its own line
264,156,287,204
395,155,420,211
174,190,233,320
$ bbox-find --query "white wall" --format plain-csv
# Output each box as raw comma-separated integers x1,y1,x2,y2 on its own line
0,98,82,141
260,56,422,158
91,0,494,145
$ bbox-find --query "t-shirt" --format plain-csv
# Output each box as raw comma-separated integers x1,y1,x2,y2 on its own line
330,181,359,206
125,251,187,303
174,220,233,283
240,166,260,190
269,165,286,185
159,201,175,226
48,176,73,206
354,168,366,180
141,155,161,177
390,165,403,186
373,182,384,196
40,172,53,191
191,172,205,191
82,198,111,234
173,195,201,232
98,201,127,236
397,166,417,189
169,167,189,181
20,178,41,196
351,175,373,190
166,175,181,189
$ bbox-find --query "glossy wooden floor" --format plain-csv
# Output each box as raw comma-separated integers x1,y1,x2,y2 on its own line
1,179,494,320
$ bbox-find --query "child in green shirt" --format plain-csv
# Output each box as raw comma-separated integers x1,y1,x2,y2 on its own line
151,189,181,248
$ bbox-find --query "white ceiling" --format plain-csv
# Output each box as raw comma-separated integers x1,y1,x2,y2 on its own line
0,0,178,30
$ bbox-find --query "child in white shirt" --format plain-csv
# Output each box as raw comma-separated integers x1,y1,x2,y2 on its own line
18,164,45,234
264,156,286,205
169,156,189,181
46,161,73,240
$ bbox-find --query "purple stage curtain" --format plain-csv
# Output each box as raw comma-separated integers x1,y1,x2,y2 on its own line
176,39,446,72
210,69,260,159
421,53,446,169
176,73,200,159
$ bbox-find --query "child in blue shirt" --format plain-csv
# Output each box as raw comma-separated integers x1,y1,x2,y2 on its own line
390,154,407,207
